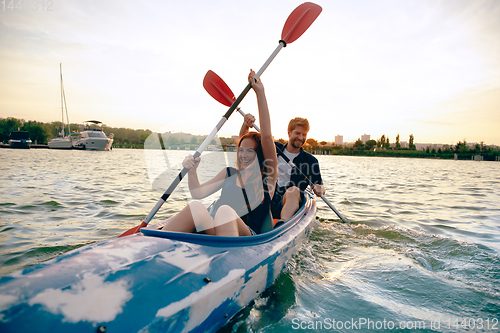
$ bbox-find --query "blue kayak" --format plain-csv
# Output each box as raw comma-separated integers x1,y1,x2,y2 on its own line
0,193,316,332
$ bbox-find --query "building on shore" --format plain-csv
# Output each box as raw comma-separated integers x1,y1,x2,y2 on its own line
361,134,370,143
335,135,343,146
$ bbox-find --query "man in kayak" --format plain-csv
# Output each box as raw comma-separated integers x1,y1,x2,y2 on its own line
240,116,325,223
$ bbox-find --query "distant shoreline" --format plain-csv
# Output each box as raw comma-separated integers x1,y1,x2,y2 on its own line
308,148,500,161
2,144,499,161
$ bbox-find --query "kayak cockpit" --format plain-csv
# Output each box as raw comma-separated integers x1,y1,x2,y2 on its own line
140,192,315,246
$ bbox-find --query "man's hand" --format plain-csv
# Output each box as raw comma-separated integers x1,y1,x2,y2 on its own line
313,184,325,197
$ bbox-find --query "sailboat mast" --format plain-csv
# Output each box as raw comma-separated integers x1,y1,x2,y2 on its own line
60,63,65,137
62,83,70,137
60,63,71,137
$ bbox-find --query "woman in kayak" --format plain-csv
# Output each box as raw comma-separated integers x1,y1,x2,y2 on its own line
161,69,278,236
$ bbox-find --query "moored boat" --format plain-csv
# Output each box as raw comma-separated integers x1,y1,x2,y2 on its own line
0,192,316,333
47,136,73,149
48,63,73,150
73,120,113,151
8,131,32,149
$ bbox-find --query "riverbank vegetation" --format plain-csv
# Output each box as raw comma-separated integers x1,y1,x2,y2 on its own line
311,147,500,161
303,135,500,161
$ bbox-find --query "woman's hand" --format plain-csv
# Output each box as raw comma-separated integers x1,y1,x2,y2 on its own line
243,113,256,129
248,69,264,94
182,155,201,172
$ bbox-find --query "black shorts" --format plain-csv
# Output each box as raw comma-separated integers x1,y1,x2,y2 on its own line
270,186,305,219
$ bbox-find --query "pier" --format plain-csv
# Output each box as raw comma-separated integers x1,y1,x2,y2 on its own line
0,143,84,150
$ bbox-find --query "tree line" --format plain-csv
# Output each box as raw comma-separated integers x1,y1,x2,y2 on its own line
350,133,416,150
0,118,55,144
303,133,499,161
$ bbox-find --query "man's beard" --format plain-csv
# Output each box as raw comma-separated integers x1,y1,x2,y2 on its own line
290,138,304,149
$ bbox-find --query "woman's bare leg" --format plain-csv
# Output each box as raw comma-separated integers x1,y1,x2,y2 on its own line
214,205,252,237
163,201,216,234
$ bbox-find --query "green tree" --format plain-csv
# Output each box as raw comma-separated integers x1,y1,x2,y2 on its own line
166,136,179,145
409,134,415,150
455,139,468,153
140,133,150,143
365,139,376,150
306,138,318,149
220,137,235,146
377,134,386,148
0,118,51,144
0,117,23,142
353,138,364,150
50,121,64,137
23,121,49,144
101,126,152,146
384,137,391,149
190,136,198,144
395,133,401,149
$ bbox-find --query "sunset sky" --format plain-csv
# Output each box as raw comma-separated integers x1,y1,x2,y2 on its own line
1,0,499,145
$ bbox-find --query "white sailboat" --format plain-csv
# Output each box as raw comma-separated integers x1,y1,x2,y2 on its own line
48,63,73,149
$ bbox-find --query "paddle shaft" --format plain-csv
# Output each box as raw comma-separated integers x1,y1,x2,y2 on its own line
237,108,349,223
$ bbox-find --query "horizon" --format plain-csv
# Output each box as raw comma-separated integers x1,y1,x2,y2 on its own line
1,0,499,146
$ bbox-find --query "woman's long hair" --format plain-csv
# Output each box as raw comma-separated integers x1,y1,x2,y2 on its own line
236,132,267,207
236,131,266,173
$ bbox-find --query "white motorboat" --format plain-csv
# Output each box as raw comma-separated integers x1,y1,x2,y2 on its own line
73,120,113,151
48,64,73,150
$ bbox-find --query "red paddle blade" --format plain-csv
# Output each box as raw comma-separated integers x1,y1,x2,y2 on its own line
203,70,236,107
281,2,322,44
118,221,147,237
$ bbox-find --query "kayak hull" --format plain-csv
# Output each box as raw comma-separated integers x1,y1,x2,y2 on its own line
0,193,316,332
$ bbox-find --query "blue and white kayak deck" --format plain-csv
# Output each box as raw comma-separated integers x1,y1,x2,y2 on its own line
0,193,316,333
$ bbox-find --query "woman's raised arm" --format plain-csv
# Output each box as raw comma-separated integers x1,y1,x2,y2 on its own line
248,70,278,197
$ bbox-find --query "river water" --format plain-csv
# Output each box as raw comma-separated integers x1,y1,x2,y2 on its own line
1,148,499,332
